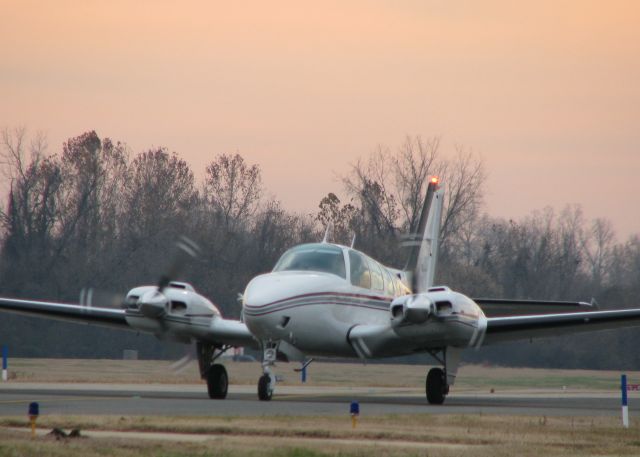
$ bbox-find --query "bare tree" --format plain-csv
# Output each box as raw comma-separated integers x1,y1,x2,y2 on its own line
0,127,48,184
581,218,615,288
338,135,484,265
118,148,198,284
392,135,440,232
51,132,129,288
438,145,485,253
0,128,61,295
126,148,196,235
316,192,357,245
203,153,262,231
343,146,399,236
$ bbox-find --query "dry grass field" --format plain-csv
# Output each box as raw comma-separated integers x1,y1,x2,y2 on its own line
4,358,637,392
1,414,640,456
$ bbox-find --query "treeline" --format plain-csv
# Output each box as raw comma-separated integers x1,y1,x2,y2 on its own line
0,129,317,358
1,129,639,368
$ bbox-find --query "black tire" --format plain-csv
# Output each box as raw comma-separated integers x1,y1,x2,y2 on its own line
207,364,228,399
258,374,272,401
426,367,447,405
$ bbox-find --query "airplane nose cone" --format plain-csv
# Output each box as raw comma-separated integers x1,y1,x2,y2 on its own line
242,271,343,316
242,270,360,354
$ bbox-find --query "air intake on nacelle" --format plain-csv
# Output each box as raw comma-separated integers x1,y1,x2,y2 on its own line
168,282,195,292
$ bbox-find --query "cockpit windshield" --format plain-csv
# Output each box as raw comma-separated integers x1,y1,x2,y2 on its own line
273,244,346,279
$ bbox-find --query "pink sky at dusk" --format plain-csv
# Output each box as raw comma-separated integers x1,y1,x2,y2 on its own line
1,0,639,238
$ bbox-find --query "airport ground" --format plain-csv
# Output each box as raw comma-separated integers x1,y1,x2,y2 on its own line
2,359,640,456
2,357,637,389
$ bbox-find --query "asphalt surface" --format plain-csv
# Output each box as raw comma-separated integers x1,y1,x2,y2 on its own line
0,383,635,417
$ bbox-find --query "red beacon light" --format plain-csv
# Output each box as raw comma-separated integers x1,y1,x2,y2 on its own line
430,176,440,185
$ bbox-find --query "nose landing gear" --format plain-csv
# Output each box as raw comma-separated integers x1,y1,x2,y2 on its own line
258,341,278,401
258,373,274,401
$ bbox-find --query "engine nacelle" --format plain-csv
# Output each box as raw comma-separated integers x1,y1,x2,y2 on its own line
390,293,435,325
124,282,222,337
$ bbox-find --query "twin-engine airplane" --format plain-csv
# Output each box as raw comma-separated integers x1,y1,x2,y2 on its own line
2,177,640,404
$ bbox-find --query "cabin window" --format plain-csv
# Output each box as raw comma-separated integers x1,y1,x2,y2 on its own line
349,250,371,289
368,259,384,291
395,276,409,295
273,244,346,279
383,268,395,296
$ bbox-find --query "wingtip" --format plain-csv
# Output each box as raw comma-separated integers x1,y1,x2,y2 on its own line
581,298,599,309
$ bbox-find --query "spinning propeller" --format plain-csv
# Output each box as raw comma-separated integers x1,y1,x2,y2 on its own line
79,236,203,375
79,236,202,311
156,236,201,293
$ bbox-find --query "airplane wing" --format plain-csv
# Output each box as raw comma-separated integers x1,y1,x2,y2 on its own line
483,308,640,345
349,307,640,358
0,296,128,328
0,296,257,348
473,298,595,317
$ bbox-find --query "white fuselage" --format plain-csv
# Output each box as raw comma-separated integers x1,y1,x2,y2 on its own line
243,270,392,357
242,243,486,359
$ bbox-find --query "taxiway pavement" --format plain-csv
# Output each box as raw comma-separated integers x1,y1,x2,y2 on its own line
0,383,635,417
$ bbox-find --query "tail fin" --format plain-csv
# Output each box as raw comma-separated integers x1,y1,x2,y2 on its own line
404,177,444,293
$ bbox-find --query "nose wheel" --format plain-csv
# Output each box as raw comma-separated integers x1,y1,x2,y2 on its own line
258,341,278,401
258,373,273,401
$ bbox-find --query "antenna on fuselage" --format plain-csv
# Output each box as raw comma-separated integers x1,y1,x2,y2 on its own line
350,234,356,248
322,223,333,243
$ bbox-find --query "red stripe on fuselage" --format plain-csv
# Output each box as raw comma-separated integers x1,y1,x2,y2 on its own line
243,300,390,316
243,291,395,309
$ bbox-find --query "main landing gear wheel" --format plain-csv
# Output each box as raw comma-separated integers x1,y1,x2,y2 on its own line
426,367,448,405
258,374,273,401
207,364,228,399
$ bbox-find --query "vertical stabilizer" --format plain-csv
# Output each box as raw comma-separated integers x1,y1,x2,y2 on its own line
404,178,444,293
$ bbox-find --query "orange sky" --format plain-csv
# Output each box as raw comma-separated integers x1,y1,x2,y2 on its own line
1,0,639,238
